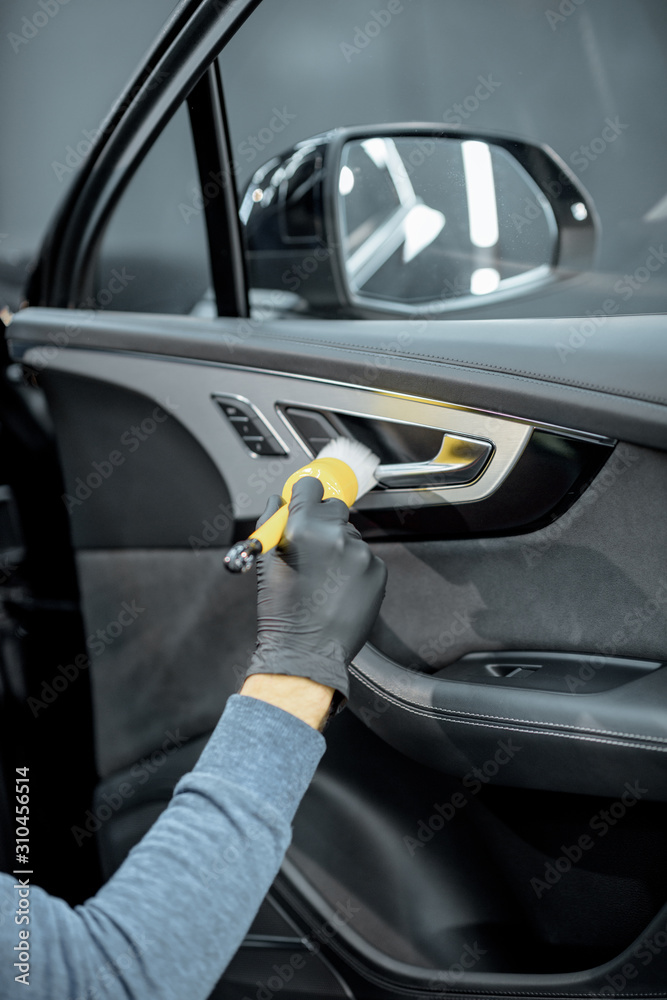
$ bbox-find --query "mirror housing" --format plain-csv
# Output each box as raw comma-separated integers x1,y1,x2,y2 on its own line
239,124,595,318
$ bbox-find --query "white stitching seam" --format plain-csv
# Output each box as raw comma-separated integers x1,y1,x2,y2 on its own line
350,669,667,751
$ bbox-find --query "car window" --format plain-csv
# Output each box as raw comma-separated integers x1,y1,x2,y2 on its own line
0,0,178,312
94,104,212,316
220,0,667,322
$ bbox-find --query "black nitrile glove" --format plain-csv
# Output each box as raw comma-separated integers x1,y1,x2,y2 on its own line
245,476,387,700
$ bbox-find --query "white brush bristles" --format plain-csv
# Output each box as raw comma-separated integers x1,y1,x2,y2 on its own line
315,436,380,500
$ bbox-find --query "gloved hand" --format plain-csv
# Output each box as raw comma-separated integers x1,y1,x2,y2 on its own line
245,476,387,700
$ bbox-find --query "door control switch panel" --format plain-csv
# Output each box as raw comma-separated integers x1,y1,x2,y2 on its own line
214,396,286,457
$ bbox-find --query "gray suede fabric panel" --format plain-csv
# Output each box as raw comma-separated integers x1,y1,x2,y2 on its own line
369,442,667,671
78,443,666,779
76,549,258,777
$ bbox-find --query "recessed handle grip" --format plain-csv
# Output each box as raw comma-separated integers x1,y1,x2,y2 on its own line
375,433,492,490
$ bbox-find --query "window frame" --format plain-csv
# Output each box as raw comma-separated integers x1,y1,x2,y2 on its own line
188,62,250,317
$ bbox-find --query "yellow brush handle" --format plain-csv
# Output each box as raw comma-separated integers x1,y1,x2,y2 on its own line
249,457,359,556
249,501,290,555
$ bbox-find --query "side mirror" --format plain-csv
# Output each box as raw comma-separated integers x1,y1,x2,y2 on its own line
240,125,595,317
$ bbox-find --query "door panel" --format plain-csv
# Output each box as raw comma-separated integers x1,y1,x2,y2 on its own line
9,306,667,995
9,310,667,786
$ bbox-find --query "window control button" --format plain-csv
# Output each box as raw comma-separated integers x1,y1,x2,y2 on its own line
229,416,257,438
220,403,246,419
244,434,283,456
214,397,286,457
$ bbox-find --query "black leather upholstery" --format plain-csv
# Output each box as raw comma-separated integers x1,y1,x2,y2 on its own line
350,646,667,799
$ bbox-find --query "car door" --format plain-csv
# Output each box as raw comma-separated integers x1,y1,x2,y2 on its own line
6,0,667,997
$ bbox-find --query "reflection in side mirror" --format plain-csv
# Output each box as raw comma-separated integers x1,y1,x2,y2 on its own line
338,137,558,311
239,125,595,319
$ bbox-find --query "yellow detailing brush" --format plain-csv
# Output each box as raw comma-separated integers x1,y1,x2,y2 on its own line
224,437,380,573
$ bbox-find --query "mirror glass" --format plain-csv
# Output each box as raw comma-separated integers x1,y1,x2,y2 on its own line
338,137,559,311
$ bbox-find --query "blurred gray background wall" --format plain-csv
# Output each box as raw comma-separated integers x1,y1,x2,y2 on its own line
2,0,667,314
0,0,175,283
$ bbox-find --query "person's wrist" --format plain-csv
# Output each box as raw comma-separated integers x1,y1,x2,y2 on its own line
240,673,335,731
248,643,350,700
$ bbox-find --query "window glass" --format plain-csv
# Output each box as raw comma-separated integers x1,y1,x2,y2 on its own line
95,104,212,315
221,0,667,321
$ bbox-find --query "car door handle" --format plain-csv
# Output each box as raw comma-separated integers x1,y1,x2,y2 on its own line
375,433,493,490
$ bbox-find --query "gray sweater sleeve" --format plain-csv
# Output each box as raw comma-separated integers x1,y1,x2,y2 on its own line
0,694,326,999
